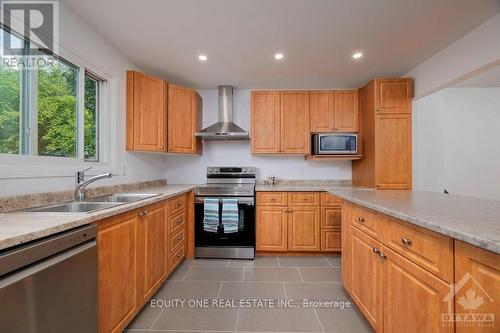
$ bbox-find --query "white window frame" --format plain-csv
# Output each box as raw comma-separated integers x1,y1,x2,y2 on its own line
0,24,117,179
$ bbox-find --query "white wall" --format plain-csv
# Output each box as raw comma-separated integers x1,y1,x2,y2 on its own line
413,88,500,200
406,13,500,99
163,90,351,184
0,2,168,196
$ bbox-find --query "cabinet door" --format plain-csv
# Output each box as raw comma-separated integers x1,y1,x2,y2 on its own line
139,203,168,302
309,91,334,132
256,206,288,251
375,78,412,114
251,91,281,153
375,113,412,189
98,213,139,333
455,241,500,333
128,71,167,152
321,229,341,252
280,91,310,154
383,246,453,333
350,226,384,332
341,202,353,289
287,206,320,251
334,90,359,132
168,84,201,153
321,205,342,229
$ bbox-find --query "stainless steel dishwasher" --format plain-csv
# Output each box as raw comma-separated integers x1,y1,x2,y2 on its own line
0,224,97,333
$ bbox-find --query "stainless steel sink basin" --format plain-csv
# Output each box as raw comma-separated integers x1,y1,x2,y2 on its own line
25,202,122,213
84,193,160,203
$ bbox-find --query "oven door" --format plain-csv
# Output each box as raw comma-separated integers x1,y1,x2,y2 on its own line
195,196,255,248
315,134,358,154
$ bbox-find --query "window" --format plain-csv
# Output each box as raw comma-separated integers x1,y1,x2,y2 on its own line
0,25,104,161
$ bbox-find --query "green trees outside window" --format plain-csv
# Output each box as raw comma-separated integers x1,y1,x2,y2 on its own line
0,26,101,161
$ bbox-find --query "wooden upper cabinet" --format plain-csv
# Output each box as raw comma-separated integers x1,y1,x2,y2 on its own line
251,91,281,153
127,71,167,152
335,90,359,132
309,91,334,132
455,241,500,333
375,113,412,190
376,78,412,114
280,91,310,154
287,206,320,251
168,84,202,154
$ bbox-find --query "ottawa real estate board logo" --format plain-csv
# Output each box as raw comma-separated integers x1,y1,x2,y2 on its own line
1,1,59,68
442,272,495,328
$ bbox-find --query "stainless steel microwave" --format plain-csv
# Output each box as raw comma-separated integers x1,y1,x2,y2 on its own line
313,133,358,155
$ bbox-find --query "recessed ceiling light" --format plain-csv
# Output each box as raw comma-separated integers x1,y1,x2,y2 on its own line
274,53,284,60
352,52,363,60
198,55,207,61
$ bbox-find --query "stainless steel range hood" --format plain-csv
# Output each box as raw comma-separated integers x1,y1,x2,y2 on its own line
195,86,250,140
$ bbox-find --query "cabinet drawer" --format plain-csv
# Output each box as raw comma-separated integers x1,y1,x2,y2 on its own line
351,205,383,239
321,193,343,205
257,192,287,206
382,217,454,282
321,206,342,229
169,195,186,214
170,228,185,251
170,245,185,270
170,211,186,235
321,229,341,252
288,192,320,206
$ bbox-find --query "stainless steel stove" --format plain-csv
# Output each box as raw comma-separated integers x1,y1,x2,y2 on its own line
194,167,256,259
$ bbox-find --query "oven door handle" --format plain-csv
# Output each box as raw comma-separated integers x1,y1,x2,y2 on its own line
195,197,255,205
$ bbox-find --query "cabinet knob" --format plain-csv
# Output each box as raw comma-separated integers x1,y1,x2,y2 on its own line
176,219,182,224
379,252,387,260
357,217,365,223
401,237,412,246
177,253,181,258
138,210,147,217
177,236,182,241
177,202,182,207
372,247,380,254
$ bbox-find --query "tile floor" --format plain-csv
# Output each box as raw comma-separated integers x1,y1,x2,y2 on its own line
126,256,372,333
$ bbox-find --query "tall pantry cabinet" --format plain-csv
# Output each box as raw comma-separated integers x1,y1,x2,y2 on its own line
352,78,413,190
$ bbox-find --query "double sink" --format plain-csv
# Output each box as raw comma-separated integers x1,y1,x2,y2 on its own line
25,193,160,213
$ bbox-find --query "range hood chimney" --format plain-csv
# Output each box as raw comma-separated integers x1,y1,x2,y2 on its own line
195,85,250,140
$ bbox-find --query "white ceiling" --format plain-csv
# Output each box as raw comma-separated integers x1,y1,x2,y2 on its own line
454,64,500,87
62,0,500,89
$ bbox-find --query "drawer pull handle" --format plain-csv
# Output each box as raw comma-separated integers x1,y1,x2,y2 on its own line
270,198,276,201
302,198,308,200
379,252,387,260
176,220,181,224
357,217,365,223
138,210,148,217
177,202,182,207
177,253,181,258
401,237,412,246
177,236,182,241
372,248,380,254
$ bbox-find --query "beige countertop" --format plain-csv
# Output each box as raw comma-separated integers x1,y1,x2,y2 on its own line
255,184,370,191
0,184,195,251
329,189,500,255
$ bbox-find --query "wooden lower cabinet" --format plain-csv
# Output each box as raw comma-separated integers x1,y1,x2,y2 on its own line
321,229,341,251
383,246,453,333
98,211,140,333
256,192,338,253
287,206,320,251
139,202,168,302
98,194,189,333
349,226,384,332
256,206,288,251
454,241,500,333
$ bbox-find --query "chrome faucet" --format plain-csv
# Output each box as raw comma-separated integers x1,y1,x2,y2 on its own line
75,167,112,201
